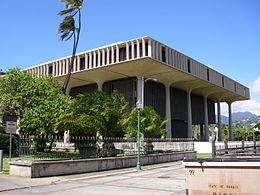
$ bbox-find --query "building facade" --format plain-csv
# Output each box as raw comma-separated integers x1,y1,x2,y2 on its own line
23,37,250,140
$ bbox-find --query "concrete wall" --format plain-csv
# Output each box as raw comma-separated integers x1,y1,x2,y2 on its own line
113,141,194,152
10,151,196,178
194,142,212,153
194,141,260,154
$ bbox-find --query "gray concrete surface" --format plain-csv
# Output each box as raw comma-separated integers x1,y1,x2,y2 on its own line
0,161,186,195
10,151,195,178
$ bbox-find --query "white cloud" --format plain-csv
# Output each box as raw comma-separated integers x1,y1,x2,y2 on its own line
251,77,260,94
219,100,260,116
215,77,260,116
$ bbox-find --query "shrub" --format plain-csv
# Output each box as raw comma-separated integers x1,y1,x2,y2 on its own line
0,133,19,154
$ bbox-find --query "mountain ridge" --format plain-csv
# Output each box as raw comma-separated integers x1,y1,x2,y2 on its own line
218,111,258,124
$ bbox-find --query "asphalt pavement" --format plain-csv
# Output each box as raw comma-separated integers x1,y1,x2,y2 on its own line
0,161,186,195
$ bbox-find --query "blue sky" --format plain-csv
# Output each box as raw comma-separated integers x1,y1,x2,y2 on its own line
1,0,260,116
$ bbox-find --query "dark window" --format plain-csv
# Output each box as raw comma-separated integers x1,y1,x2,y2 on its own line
234,83,237,92
207,69,210,81
80,57,85,70
96,53,98,66
144,41,148,56
129,45,132,59
114,48,117,62
109,50,112,64
139,43,143,57
48,65,53,75
64,61,67,74
91,54,94,68
119,47,126,61
104,51,107,65
134,44,137,58
222,76,225,87
187,59,191,73
100,52,103,66
162,47,166,62
71,60,74,71
87,56,89,69
109,84,114,95
145,41,148,56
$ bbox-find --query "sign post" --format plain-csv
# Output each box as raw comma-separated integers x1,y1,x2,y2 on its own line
5,121,17,161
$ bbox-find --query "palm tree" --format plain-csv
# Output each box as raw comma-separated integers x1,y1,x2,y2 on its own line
58,0,83,94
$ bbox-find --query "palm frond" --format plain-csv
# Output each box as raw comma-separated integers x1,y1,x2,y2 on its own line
58,16,75,33
64,31,74,41
60,31,69,40
58,8,76,16
60,0,83,9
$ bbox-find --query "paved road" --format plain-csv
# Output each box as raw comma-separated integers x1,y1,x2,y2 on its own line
0,161,186,195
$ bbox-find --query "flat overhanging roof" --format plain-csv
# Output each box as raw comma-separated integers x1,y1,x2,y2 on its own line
23,36,249,103
55,57,248,102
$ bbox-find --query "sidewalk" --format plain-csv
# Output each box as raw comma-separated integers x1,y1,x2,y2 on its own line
0,174,61,192
0,161,186,194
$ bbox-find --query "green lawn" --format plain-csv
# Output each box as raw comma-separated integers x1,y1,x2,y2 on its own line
196,153,212,158
1,155,32,175
2,156,12,174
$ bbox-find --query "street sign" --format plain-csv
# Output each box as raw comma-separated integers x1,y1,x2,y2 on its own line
5,121,17,134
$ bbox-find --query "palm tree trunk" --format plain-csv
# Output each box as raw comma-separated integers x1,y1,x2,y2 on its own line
48,135,55,152
62,9,81,94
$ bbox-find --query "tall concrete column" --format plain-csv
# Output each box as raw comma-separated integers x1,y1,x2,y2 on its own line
217,101,222,141
148,39,152,57
228,102,234,141
165,85,172,138
116,45,119,63
137,76,143,107
136,40,140,58
187,90,192,138
126,42,129,60
203,96,209,141
141,77,145,109
97,82,103,91
65,86,71,96
142,38,146,57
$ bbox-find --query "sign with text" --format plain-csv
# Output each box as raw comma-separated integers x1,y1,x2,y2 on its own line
5,121,17,134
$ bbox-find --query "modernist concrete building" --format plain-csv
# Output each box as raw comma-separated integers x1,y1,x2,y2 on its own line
23,37,249,141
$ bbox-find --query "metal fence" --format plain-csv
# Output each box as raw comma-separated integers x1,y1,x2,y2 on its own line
213,140,260,157
18,134,194,161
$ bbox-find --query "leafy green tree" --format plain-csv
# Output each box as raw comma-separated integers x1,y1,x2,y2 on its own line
0,69,69,151
233,126,255,141
0,68,37,117
0,123,4,134
18,76,69,136
122,106,168,139
254,123,260,138
221,124,229,140
55,90,128,137
0,134,18,154
58,0,83,93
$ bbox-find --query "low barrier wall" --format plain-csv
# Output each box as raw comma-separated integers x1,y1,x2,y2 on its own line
194,141,260,153
113,141,194,152
10,151,196,178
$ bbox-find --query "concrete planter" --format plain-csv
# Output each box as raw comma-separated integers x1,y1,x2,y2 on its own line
10,151,196,178
183,157,260,195
143,142,154,154
78,145,98,156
